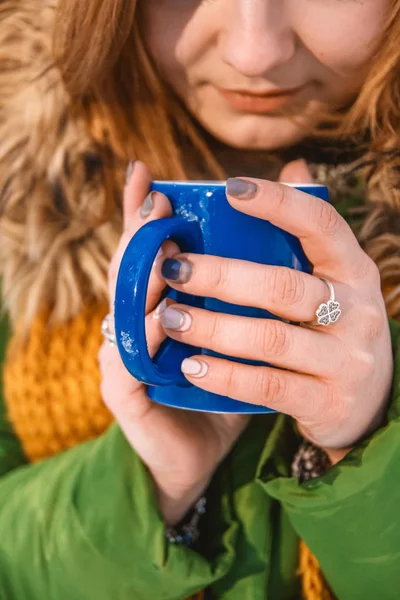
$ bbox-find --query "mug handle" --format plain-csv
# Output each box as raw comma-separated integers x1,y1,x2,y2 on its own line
114,217,203,386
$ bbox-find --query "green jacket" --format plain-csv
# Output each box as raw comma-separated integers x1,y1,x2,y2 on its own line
0,256,400,599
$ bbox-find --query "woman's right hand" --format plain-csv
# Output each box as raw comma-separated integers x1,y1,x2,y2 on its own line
99,161,250,526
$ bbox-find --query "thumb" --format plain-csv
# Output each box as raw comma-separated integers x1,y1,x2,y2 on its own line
278,159,314,184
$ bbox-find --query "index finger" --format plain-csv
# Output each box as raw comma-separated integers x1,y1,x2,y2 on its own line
226,177,369,282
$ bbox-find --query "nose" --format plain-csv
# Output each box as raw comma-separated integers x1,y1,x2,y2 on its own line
220,0,296,78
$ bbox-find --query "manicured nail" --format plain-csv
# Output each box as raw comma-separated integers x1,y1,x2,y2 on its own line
162,307,192,331
152,247,164,268
161,258,192,283
152,299,168,320
140,191,156,219
181,358,209,378
226,177,258,200
125,160,135,186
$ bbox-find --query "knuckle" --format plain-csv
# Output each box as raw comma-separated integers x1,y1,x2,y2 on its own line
208,259,231,292
258,369,286,405
351,253,378,283
315,203,342,238
270,267,305,307
224,361,238,399
272,183,290,211
362,256,381,285
258,320,291,358
355,350,376,381
362,303,386,342
207,313,223,346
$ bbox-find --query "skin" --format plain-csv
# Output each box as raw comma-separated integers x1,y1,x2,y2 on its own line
99,0,394,525
141,0,390,149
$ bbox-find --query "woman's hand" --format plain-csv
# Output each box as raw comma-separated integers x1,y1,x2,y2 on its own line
159,163,394,453
99,161,250,525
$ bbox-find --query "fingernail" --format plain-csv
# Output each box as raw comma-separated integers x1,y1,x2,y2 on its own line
162,307,192,331
152,298,168,320
181,358,209,378
125,160,135,186
152,247,164,268
161,258,192,283
140,191,156,219
226,178,258,200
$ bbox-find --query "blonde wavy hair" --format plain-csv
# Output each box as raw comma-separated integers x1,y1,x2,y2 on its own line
0,0,399,329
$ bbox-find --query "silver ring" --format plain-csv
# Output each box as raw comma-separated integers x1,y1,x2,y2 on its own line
101,314,117,346
307,278,342,327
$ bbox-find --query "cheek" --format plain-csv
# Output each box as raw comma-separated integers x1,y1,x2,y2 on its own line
292,1,389,75
140,3,190,80
141,2,214,85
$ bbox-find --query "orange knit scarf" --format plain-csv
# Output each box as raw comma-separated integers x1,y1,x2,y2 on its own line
2,303,332,600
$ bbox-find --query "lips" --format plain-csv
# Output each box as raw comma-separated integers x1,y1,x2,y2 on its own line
216,84,306,113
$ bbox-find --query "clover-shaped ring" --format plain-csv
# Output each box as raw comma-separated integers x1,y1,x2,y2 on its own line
305,278,342,327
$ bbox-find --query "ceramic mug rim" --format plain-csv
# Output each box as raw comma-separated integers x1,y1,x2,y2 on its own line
153,180,324,188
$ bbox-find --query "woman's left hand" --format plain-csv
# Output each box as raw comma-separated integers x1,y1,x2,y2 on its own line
159,162,394,454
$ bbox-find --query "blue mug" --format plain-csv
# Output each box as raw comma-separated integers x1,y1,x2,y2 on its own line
114,181,328,414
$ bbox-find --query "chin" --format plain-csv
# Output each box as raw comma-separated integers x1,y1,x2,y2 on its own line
195,111,308,151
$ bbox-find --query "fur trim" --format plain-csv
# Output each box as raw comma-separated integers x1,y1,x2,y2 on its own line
0,0,123,328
